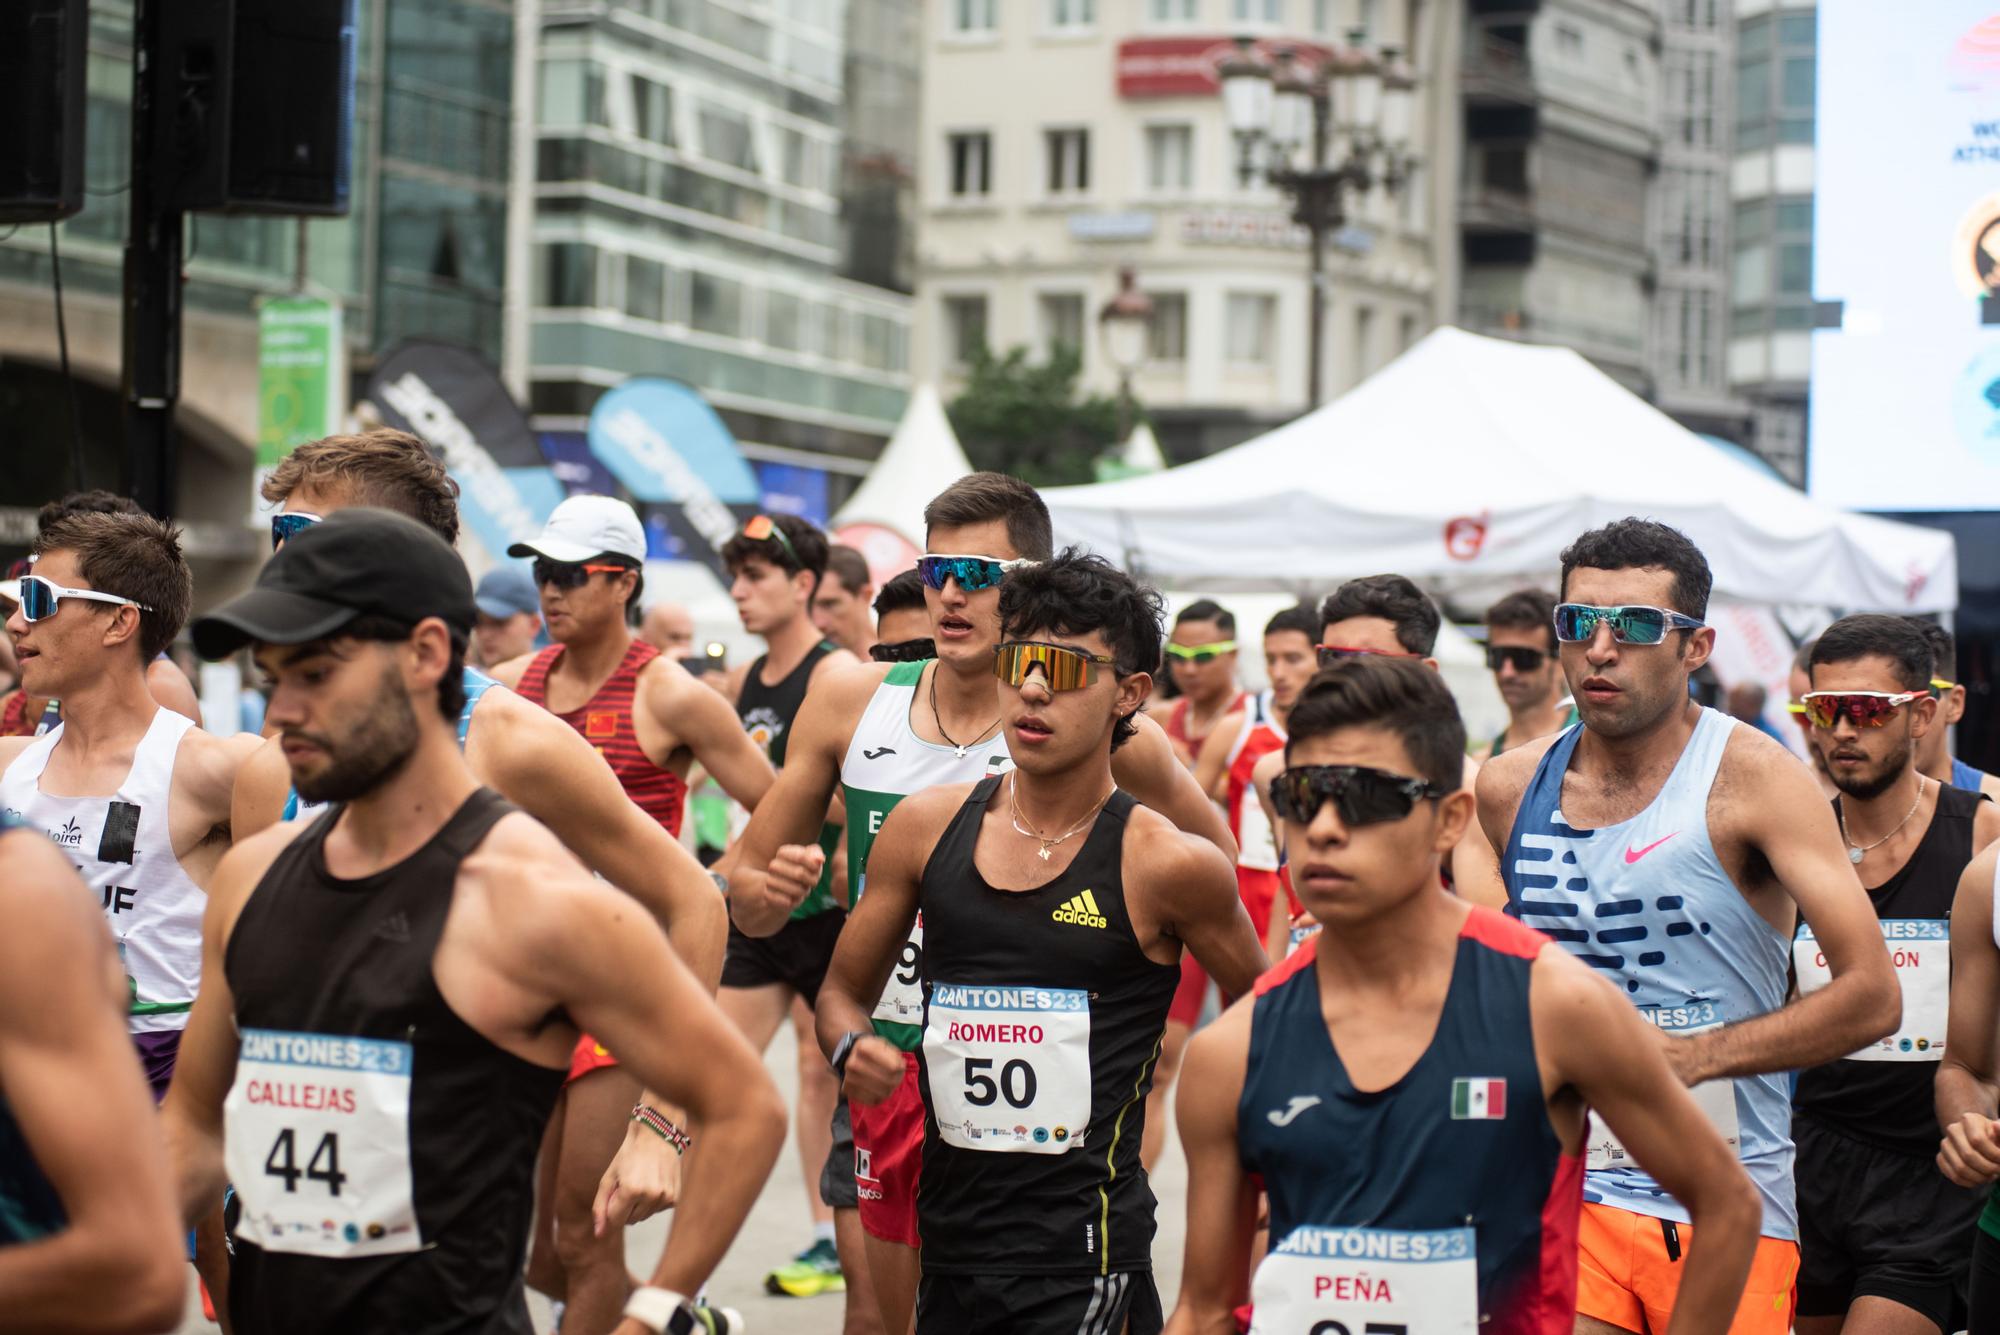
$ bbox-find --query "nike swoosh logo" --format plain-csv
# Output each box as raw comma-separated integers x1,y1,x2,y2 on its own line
1624,832,1680,864
863,747,897,760
1266,1095,1322,1127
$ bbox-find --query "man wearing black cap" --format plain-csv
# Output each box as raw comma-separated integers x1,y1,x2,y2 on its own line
162,508,787,1335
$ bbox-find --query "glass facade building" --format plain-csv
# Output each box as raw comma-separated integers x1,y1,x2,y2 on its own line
528,0,913,474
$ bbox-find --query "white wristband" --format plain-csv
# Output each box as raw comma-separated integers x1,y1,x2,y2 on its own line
622,1286,692,1334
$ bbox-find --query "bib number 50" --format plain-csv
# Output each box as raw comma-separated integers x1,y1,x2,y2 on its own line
963,1057,1037,1109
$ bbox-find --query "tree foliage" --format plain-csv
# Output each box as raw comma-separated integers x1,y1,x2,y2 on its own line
946,344,1126,486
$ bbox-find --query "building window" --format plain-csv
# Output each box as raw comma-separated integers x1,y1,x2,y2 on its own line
1555,23,1583,57
690,270,746,336
1225,292,1276,366
948,131,992,197
540,243,597,307
1150,292,1188,361
697,103,759,172
1351,304,1374,383
950,0,998,34
766,290,803,350
1398,312,1418,353
943,295,989,365
1144,124,1194,193
1039,292,1085,355
1045,127,1090,196
1049,0,1095,30
624,256,667,322
1231,0,1281,23
1149,0,1197,21
629,75,674,147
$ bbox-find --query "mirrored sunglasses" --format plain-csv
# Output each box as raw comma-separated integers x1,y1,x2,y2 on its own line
993,640,1118,692
17,575,152,624
270,511,323,550
916,554,1037,594
1553,603,1706,646
1798,690,1927,731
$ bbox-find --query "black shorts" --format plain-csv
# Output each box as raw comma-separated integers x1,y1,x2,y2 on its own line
720,908,845,1005
917,1270,1161,1335
1968,1224,2000,1334
1795,1114,1984,1331
820,1096,858,1211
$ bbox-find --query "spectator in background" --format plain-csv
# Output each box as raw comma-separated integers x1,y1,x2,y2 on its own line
472,562,545,668
869,568,932,662
1727,680,1788,743
813,544,877,659
641,601,697,660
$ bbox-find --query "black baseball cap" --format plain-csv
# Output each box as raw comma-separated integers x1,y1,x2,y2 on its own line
193,508,476,660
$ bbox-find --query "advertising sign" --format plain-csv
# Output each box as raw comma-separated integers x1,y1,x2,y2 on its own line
587,378,762,580
1809,4,2000,509
363,342,564,563
256,297,343,467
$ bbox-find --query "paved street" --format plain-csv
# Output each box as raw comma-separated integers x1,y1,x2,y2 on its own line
176,1018,1191,1333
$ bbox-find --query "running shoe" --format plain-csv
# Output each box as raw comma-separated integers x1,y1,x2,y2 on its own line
762,1237,845,1297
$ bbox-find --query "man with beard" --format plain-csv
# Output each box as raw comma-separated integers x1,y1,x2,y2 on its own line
1791,615,1998,1335
1476,588,1574,760
241,438,766,1331
166,508,786,1335
0,510,257,1309
1478,518,1898,1335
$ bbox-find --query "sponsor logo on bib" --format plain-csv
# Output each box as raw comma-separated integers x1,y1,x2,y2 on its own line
1052,889,1108,929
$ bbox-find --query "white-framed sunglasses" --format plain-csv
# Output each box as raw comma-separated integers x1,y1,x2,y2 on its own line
16,575,152,624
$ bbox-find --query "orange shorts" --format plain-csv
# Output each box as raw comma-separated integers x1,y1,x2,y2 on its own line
848,1051,923,1248
566,1033,619,1085
1577,1200,1798,1335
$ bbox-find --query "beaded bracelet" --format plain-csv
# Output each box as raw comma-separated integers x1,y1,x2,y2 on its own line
631,1103,693,1155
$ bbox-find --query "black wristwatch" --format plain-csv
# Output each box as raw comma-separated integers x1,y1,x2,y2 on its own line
829,1029,867,1080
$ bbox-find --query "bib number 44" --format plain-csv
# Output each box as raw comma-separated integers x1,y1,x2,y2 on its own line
264,1128,348,1196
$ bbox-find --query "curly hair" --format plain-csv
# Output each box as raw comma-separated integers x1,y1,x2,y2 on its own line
997,547,1163,752
261,430,461,547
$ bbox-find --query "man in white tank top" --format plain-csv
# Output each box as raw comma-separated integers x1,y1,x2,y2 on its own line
0,509,258,1312
1477,519,1899,1335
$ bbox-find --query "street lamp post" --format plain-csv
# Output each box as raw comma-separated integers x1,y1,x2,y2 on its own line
1099,266,1155,446
1221,33,1418,409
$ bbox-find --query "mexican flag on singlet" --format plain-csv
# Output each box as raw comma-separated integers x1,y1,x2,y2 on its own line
840,660,1012,1050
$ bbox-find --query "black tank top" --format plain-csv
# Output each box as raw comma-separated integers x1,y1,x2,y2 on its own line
222,789,567,1334
1794,782,1983,1156
737,639,836,768
914,777,1181,1276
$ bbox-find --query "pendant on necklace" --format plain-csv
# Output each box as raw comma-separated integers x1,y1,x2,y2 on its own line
1037,845,1052,861
1849,847,1865,865
954,744,968,759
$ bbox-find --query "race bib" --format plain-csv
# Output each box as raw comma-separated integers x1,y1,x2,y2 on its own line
224,1029,422,1258
923,983,1090,1154
1586,1003,1739,1171
1239,780,1281,872
1288,919,1322,956
1795,920,1948,1061
1249,1226,1478,1335
872,915,924,1025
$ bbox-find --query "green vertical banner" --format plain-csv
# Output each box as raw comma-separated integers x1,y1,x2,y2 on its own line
256,297,343,467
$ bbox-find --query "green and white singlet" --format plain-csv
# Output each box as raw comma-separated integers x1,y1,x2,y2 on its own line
841,660,1012,1050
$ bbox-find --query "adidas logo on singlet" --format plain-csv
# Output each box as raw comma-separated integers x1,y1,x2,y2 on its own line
1051,890,1107,929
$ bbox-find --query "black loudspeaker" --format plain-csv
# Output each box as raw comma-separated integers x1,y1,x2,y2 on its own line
0,0,89,224
160,0,357,216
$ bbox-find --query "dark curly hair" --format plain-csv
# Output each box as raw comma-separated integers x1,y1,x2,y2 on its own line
1320,574,1441,656
997,547,1163,751
1811,614,1935,693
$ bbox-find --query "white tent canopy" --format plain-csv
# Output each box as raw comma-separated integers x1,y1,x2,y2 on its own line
833,383,975,542
1042,328,1958,612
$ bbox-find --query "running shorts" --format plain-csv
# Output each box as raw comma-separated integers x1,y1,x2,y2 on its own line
566,1034,619,1086
821,1096,859,1211
1969,1227,2000,1335
133,1029,182,1102
849,1051,923,1248
1168,867,1285,1026
917,1269,1161,1335
1577,1200,1799,1335
1795,1115,1980,1331
720,909,845,1006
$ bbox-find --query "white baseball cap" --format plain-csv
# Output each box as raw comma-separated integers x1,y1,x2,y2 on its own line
507,495,647,565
